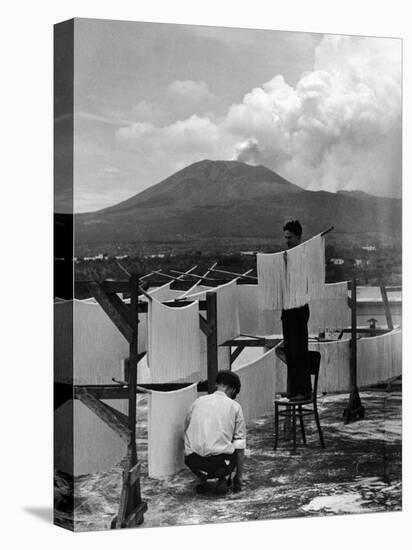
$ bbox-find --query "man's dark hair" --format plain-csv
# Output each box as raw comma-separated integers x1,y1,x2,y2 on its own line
283,219,302,237
216,370,241,396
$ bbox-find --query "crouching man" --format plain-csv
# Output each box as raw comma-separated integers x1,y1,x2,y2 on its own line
184,370,246,495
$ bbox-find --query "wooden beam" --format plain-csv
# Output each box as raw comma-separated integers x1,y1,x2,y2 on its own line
221,338,266,347
88,282,134,343
74,381,209,400
170,269,220,282
206,291,218,394
100,280,131,294
380,284,394,330
128,463,141,486
340,328,392,335
54,382,73,410
174,262,218,300
124,502,148,528
115,273,146,529
221,337,282,348
115,260,131,278
343,278,365,424
76,389,130,441
230,345,245,365
199,315,213,337
210,268,257,280
320,226,334,237
105,292,134,328
149,265,199,284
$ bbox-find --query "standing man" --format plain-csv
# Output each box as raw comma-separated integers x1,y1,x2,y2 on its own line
281,220,312,401
184,370,246,495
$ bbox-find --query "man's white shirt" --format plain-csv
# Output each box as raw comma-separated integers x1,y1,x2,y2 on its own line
184,390,246,456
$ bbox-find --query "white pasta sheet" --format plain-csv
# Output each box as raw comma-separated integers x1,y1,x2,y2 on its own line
309,338,351,393
188,279,240,345
308,282,351,333
54,300,129,384
237,284,260,335
148,384,198,478
357,329,402,387
54,398,127,476
147,298,201,382
235,347,278,424
257,234,325,312
146,282,186,302
258,308,283,336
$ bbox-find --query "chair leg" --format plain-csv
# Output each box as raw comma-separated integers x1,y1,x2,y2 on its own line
292,406,297,454
298,405,306,445
313,403,325,449
274,404,279,450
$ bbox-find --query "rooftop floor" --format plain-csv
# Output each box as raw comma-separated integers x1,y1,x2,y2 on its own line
54,390,402,531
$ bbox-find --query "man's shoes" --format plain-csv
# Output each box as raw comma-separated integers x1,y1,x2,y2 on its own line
195,482,207,494
214,477,229,496
233,476,242,493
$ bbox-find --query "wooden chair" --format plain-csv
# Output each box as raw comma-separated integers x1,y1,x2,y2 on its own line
274,350,325,453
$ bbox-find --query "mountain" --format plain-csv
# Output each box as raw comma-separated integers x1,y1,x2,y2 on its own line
75,160,401,247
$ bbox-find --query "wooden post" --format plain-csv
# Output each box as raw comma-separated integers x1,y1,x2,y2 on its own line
343,278,365,424
206,291,218,394
114,274,147,528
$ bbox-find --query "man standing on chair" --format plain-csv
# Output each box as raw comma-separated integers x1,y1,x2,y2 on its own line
184,370,246,496
282,220,312,401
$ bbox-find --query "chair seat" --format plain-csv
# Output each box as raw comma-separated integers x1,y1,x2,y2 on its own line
274,396,314,406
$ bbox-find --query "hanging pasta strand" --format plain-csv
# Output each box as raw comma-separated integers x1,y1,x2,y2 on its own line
257,233,325,312
147,298,201,382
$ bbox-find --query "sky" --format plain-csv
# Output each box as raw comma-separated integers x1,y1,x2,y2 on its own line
59,18,402,212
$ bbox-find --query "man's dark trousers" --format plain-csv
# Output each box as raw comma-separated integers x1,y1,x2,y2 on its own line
281,304,312,396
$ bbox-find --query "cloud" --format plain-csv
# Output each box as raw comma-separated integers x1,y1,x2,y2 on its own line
116,35,401,198
116,115,232,173
226,35,402,197
168,79,215,104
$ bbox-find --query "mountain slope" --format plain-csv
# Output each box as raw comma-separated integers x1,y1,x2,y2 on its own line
75,160,401,246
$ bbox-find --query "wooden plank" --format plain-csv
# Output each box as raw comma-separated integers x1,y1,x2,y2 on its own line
75,385,129,400
221,338,266,347
206,291,218,394
115,273,146,529
210,268,257,280
54,382,73,410
106,292,134,327
221,337,282,348
230,345,245,365
125,502,148,528
76,389,130,441
88,282,133,343
343,278,365,424
74,381,207,399
199,315,212,337
380,284,394,330
170,269,220,282
351,278,357,388
320,225,334,237
340,328,391,335
100,280,131,294
128,463,141,486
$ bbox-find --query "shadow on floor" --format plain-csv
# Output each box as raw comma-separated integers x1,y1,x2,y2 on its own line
22,507,53,524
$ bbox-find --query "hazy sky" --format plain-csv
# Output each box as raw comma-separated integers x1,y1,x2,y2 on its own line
65,18,402,212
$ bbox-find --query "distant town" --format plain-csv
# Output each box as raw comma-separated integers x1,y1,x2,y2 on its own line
72,237,401,290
